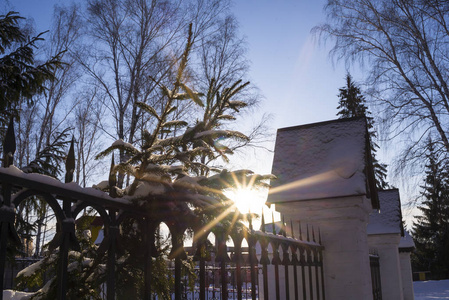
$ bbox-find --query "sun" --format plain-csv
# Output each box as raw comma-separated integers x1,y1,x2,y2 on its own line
226,188,264,214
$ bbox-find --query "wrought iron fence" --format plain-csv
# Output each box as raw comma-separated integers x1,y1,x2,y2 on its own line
0,119,325,300
3,258,41,290
370,251,382,300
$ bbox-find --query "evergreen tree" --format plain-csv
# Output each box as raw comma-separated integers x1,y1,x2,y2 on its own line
412,138,449,279
0,11,69,176
0,12,70,262
0,11,63,122
337,73,389,189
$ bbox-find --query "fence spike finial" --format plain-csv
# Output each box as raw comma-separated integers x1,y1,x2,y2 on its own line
65,136,75,183
261,208,266,233
282,215,286,237
109,153,117,197
3,115,16,167
319,227,322,244
290,220,295,239
312,225,316,242
271,211,276,235
306,224,310,242
248,208,253,231
299,221,303,240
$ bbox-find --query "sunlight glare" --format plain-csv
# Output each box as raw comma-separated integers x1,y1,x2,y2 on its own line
227,188,259,214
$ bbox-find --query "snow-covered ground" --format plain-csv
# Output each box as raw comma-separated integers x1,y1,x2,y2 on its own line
414,280,449,300
2,290,33,300
4,280,449,299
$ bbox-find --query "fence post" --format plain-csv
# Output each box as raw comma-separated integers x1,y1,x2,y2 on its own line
0,185,13,300
216,230,229,300
313,227,321,300
281,218,290,300
270,212,280,300
291,221,299,300
171,228,184,300
248,213,257,300
107,211,118,300
56,138,77,300
259,213,269,299
107,157,117,300
299,222,307,300
198,241,206,300
0,116,20,300
306,225,314,300
233,234,243,300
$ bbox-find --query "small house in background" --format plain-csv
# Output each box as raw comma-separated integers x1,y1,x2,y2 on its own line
267,117,414,300
75,216,104,245
367,189,415,300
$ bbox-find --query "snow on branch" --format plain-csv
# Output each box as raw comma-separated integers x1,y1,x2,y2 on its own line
194,130,249,141
96,139,140,159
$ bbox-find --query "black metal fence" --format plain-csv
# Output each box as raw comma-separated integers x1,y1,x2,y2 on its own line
3,258,41,290
370,251,382,300
0,120,325,300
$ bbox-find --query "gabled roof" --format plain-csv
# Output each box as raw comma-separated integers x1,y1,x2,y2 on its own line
399,231,415,251
267,117,378,208
367,189,404,235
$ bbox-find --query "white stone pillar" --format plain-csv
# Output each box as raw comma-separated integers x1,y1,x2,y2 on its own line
368,234,404,300
276,195,373,300
399,251,415,300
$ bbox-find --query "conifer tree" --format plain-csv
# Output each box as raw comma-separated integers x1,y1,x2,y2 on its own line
0,12,70,262
0,11,63,122
0,11,69,177
412,138,449,279
337,73,389,189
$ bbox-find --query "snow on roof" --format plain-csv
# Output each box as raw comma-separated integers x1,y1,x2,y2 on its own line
399,230,415,250
367,189,403,235
267,117,370,203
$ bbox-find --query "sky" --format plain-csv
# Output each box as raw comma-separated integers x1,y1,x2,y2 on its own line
229,0,353,173
4,0,416,225
5,0,352,174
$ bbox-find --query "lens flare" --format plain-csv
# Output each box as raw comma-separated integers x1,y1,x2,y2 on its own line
226,188,259,214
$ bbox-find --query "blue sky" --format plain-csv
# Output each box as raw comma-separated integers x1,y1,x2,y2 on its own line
233,0,347,133
230,1,358,174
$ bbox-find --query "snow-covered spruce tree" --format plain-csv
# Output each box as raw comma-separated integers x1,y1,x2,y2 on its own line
15,25,272,299
16,217,103,299
337,73,389,189
412,138,449,280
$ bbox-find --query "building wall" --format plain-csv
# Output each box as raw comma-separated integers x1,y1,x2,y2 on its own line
368,234,403,300
399,251,415,300
276,195,373,300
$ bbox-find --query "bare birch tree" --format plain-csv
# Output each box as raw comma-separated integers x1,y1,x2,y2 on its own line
196,15,249,91
33,4,83,155
76,0,257,186
74,88,106,187
315,0,449,174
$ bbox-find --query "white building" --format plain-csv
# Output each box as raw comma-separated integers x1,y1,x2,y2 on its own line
266,117,415,300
